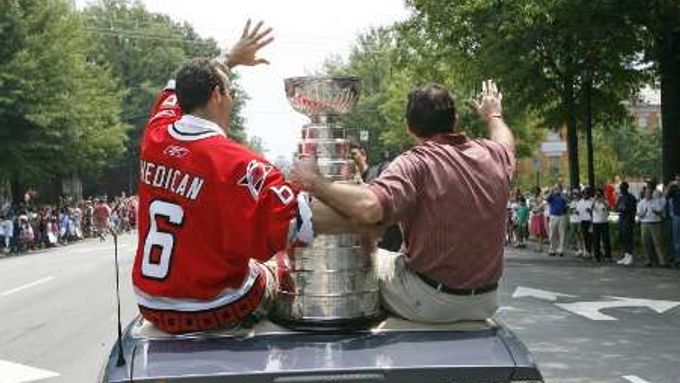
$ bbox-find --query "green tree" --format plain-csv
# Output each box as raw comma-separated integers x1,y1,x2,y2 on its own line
578,130,622,187
626,0,680,182
408,0,648,188
322,21,542,163
0,0,127,201
574,121,662,186
81,0,251,178
609,123,663,181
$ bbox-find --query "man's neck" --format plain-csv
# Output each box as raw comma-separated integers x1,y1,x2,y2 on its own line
189,110,216,124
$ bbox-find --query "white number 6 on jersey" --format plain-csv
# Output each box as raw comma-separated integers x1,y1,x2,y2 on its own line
142,200,184,279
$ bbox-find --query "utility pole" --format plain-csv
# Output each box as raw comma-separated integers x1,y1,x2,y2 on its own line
583,68,595,189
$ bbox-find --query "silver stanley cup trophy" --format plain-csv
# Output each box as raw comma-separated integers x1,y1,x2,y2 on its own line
271,76,384,330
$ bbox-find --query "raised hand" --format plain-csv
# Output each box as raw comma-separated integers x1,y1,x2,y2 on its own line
470,79,503,121
226,20,274,68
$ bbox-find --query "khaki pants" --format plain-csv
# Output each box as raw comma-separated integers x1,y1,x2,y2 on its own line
641,223,666,266
548,215,568,254
374,249,498,323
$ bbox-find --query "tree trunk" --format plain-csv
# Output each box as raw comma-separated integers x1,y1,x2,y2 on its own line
10,174,23,205
564,76,580,188
583,70,595,189
659,30,680,184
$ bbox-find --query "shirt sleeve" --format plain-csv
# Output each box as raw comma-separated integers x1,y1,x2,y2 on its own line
227,158,312,263
147,80,182,127
368,154,423,224
479,139,516,182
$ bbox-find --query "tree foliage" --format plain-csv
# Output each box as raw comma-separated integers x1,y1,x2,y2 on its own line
81,0,250,161
0,0,127,189
407,0,649,187
322,20,542,163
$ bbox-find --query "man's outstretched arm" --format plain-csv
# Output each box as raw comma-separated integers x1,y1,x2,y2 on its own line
291,161,384,227
310,197,384,235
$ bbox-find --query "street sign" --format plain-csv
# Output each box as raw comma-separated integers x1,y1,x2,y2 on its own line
359,130,369,142
540,141,567,157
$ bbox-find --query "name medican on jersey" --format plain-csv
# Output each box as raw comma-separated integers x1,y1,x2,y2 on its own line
139,159,204,201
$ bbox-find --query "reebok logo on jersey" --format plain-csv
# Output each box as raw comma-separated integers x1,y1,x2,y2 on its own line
238,160,272,200
163,145,190,158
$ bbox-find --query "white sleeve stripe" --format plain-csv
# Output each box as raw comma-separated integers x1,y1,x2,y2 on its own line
287,192,314,247
286,218,298,246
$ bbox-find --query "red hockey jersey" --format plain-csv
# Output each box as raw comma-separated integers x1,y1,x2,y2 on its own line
132,83,311,312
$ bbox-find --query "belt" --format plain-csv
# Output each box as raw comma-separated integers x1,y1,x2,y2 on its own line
417,273,498,296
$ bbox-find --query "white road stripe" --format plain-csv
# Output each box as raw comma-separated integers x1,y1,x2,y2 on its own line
0,360,59,383
68,243,133,254
623,375,654,383
1,277,55,297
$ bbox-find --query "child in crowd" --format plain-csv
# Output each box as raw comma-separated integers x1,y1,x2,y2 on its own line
515,197,530,247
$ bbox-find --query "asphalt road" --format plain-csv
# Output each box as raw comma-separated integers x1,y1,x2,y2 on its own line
0,233,138,383
498,247,680,383
0,234,679,383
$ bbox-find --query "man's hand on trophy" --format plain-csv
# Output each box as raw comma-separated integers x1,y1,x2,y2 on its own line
469,79,503,122
225,20,274,68
291,156,322,192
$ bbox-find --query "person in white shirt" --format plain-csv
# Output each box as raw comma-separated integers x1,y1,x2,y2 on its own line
1,214,13,254
576,187,594,257
591,188,611,262
637,186,667,267
568,189,583,256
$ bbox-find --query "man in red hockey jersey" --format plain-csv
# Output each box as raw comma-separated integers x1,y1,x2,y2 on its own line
132,21,317,334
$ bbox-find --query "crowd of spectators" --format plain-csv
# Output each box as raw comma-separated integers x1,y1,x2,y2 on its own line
0,193,138,256
507,175,680,268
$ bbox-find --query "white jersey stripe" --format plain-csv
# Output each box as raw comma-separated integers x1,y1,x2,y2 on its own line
167,114,226,142
135,261,260,312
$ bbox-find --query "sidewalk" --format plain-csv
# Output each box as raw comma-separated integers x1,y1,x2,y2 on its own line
503,242,680,270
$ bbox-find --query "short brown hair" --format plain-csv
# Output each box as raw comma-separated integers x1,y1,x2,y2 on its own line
405,83,457,137
175,58,229,113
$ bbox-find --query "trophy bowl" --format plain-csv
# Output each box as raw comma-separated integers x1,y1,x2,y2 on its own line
284,76,360,117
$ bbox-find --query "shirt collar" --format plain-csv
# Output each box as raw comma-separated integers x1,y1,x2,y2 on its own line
168,114,226,141
423,132,468,145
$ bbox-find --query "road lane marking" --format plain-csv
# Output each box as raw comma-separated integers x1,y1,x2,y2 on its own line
1,277,55,297
623,375,654,383
68,243,134,254
512,286,576,301
555,296,680,321
0,360,59,383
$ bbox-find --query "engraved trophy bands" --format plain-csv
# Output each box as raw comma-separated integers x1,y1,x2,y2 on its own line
271,76,383,330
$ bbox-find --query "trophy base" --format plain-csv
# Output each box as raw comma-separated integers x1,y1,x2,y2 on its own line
269,311,386,332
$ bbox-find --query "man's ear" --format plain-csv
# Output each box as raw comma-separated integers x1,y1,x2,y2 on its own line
210,85,222,105
405,124,415,138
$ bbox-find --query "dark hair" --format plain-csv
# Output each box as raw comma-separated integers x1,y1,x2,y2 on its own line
582,186,592,198
349,141,365,151
175,58,229,113
620,181,629,192
405,83,457,137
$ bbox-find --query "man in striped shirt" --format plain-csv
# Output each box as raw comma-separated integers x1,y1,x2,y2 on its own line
291,80,515,323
